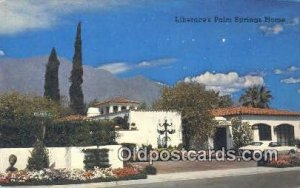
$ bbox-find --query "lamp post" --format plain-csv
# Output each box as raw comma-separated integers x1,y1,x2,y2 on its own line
157,119,175,148
33,111,52,140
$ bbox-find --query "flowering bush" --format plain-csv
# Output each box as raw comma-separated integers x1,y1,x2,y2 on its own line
267,155,300,168
113,167,140,178
0,166,145,185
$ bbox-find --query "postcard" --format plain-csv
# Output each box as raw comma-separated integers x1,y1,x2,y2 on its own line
0,0,299,187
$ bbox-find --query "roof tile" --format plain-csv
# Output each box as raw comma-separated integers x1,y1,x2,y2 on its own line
212,107,300,117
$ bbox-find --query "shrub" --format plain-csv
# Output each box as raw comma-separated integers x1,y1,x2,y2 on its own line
293,139,300,148
27,140,49,171
266,155,300,168
121,143,136,161
231,117,253,149
144,165,157,175
141,144,153,155
291,156,300,166
112,116,129,129
83,149,110,170
112,167,140,178
0,120,116,148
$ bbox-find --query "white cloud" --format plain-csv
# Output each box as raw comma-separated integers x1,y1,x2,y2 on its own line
259,24,284,35
259,17,298,36
98,62,131,74
287,66,300,72
0,50,5,56
274,69,284,74
137,58,177,68
184,72,264,95
287,17,299,26
273,66,300,74
98,57,177,74
281,77,300,84
0,0,131,35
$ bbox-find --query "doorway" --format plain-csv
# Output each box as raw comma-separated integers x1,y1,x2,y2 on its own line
214,127,227,150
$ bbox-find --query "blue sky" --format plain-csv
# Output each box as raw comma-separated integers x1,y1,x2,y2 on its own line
0,0,300,111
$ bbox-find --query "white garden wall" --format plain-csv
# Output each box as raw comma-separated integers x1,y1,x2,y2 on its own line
0,145,123,173
117,111,182,148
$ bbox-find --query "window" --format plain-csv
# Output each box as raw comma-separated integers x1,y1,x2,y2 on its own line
250,142,263,146
276,124,294,146
106,107,109,114
113,106,118,112
121,106,127,111
257,124,272,141
268,142,281,147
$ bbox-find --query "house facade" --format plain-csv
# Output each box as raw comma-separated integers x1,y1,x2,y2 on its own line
210,107,300,150
87,97,139,118
87,97,183,148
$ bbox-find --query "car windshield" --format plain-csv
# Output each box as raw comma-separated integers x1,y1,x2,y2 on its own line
249,142,263,146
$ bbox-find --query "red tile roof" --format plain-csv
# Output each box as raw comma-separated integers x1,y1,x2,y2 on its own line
211,107,300,117
96,97,140,106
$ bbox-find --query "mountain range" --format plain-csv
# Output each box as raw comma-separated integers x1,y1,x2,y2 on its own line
0,56,162,105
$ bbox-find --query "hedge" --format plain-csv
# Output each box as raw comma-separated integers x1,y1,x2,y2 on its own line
83,149,110,170
0,120,117,148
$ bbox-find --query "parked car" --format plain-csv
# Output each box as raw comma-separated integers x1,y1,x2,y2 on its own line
238,141,297,157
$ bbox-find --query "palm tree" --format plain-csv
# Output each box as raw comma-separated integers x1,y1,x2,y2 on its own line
239,85,273,108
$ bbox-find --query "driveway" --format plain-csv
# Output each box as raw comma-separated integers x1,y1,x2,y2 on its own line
116,169,300,188
131,160,257,174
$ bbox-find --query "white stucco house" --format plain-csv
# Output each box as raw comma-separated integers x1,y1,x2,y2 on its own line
210,107,300,150
87,97,183,148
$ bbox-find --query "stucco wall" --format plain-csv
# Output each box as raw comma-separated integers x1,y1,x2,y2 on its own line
117,111,182,148
212,115,300,149
0,145,123,173
241,115,300,142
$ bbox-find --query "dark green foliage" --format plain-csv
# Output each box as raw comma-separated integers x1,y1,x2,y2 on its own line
121,143,136,152
231,117,253,149
121,143,136,161
69,22,84,115
153,82,218,149
0,120,116,148
44,48,60,102
239,85,273,108
83,149,110,170
0,92,60,147
217,95,233,108
144,165,157,175
0,92,60,123
113,116,129,129
87,98,99,108
293,139,300,148
141,144,153,155
45,120,117,147
138,102,148,110
27,140,50,171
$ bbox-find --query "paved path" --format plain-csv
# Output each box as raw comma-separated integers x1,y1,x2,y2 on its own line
133,160,257,174
15,166,300,188
116,170,300,188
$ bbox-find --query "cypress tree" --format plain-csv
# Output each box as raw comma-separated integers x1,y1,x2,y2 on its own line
44,48,60,102
69,22,85,114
